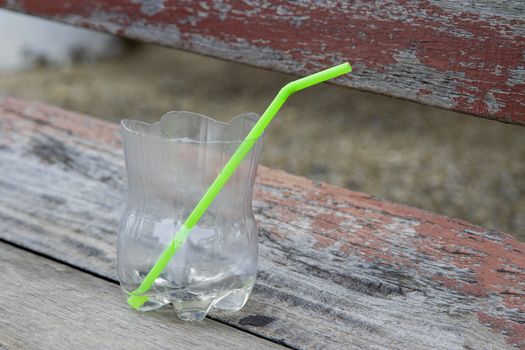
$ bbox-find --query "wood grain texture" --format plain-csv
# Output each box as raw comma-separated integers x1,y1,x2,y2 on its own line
1,1,524,125
0,96,524,349
0,242,284,350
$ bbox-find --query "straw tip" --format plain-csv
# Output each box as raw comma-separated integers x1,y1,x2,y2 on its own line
128,295,149,309
341,62,352,72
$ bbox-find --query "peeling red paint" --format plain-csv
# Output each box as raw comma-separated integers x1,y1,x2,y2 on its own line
312,235,333,250
310,213,345,235
417,88,433,96
478,312,525,350
3,1,524,125
416,221,525,312
433,275,487,297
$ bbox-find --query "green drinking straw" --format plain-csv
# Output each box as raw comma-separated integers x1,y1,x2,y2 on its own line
128,62,352,309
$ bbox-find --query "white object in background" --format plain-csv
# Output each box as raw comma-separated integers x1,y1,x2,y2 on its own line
0,9,124,72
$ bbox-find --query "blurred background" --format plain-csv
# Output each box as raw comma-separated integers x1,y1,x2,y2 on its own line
1,10,523,240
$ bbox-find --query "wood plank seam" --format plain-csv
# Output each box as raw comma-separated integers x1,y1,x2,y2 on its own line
0,237,295,349
0,241,286,350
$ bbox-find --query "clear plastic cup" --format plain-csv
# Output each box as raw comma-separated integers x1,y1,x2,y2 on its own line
118,111,262,321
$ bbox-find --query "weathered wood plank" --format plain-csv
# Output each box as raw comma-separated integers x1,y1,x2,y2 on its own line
0,96,524,349
1,1,524,125
0,242,284,350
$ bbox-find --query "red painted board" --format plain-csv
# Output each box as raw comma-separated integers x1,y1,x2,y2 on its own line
1,1,524,125
1,95,524,349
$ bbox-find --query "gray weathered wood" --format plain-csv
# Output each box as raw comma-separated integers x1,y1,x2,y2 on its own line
0,242,283,350
0,96,524,349
1,1,524,124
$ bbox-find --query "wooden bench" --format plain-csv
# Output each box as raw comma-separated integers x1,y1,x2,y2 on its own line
0,2,524,350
